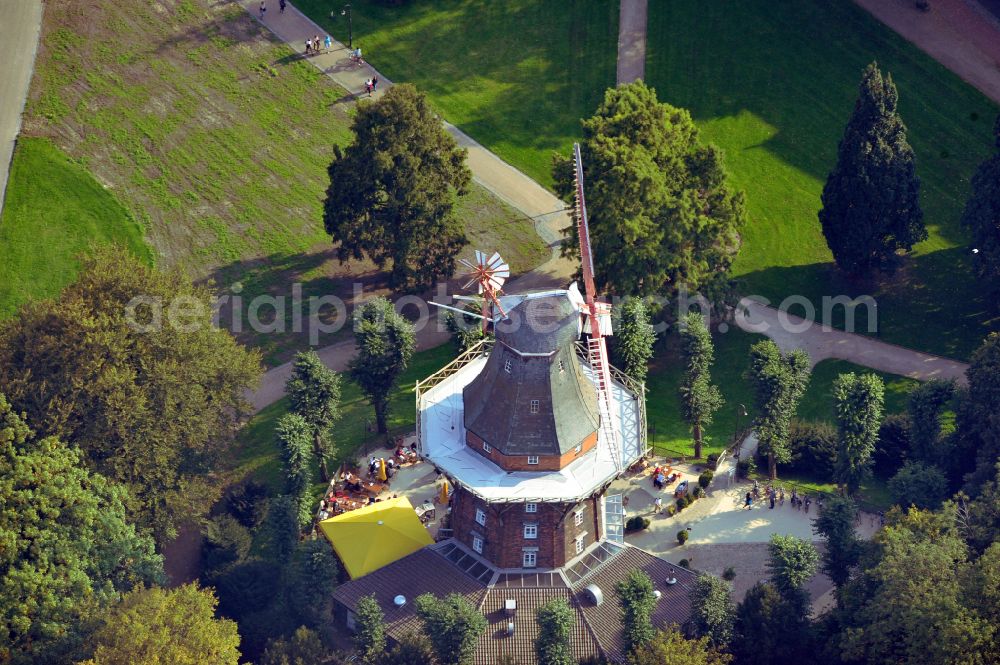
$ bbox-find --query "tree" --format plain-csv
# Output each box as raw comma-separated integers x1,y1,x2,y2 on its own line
766,534,819,597
323,83,471,290
354,594,386,665
679,312,724,459
874,413,911,480
687,573,735,647
832,372,885,494
838,507,995,664
907,379,955,465
414,593,488,665
813,495,862,590
259,496,301,563
383,632,436,665
286,350,342,480
959,463,1000,554
627,626,731,665
200,514,252,579
887,461,948,509
0,246,261,542
615,569,657,654
286,539,340,629
961,114,1000,302
613,298,656,383
552,81,745,300
818,62,926,276
731,582,812,665
350,297,416,435
954,333,1000,494
79,585,240,665
745,340,811,479
275,413,317,526
259,627,331,665
535,597,575,665
0,395,164,665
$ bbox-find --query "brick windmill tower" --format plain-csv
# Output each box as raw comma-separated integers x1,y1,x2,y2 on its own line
417,144,648,570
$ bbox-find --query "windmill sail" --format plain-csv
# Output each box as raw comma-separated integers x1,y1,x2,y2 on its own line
573,143,622,474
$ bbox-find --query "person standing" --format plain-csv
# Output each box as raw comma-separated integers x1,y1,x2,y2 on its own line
371,74,379,91
324,34,332,51
305,38,312,55
654,497,663,514
279,0,286,13
259,1,266,19
745,492,753,510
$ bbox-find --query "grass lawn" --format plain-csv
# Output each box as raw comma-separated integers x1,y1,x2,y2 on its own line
19,0,547,364
0,137,153,317
646,329,920,460
298,0,999,359
234,344,457,493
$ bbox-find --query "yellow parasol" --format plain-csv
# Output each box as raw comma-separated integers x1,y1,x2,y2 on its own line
438,479,450,504
377,458,387,482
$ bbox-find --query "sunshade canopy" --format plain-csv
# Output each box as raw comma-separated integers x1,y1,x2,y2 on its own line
318,496,434,579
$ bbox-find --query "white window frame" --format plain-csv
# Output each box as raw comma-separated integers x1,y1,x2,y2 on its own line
483,442,492,453
575,535,585,554
527,455,539,465
574,444,582,455
475,508,487,526
522,549,538,568
472,534,484,554
524,523,538,539
504,359,512,373
525,502,538,514
558,360,565,373
529,399,540,414
574,509,584,526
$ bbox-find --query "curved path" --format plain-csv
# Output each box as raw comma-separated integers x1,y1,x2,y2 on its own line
0,0,44,217
244,1,969,413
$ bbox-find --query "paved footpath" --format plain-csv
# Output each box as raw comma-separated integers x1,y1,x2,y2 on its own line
0,0,44,218
854,0,1000,105
242,0,971,412
616,0,647,84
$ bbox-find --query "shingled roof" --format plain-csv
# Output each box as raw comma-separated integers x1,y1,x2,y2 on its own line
463,294,600,457
330,542,696,664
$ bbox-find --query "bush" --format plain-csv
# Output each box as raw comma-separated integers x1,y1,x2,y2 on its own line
626,516,651,533
722,567,736,581
677,529,689,545
215,559,284,620
785,421,838,480
698,471,714,489
226,481,270,528
737,457,756,478
666,504,677,517
676,496,689,512
874,414,911,480
693,486,705,499
888,461,948,509
201,514,252,579
706,453,720,470
678,559,690,569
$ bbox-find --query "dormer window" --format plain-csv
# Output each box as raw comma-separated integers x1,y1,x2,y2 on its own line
529,400,539,414
504,359,512,373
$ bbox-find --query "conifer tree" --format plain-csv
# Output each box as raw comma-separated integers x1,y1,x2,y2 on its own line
613,298,656,383
819,62,925,276
286,350,341,480
832,372,885,494
679,312,724,459
275,413,316,526
961,114,1000,302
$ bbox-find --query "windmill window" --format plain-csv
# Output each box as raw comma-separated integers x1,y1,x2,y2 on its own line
574,509,585,527
504,359,512,373
529,400,539,414
558,360,565,373
574,444,582,455
524,523,538,539
525,503,538,513
527,455,539,465
522,549,537,568
472,535,484,554
483,442,492,453
475,508,487,526
575,535,585,554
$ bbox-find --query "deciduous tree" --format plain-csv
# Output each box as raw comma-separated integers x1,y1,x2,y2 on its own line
954,333,1000,494
627,626,731,665
731,582,812,665
0,395,164,665
813,495,862,590
414,593,488,665
350,297,416,436
613,298,656,383
907,379,955,465
355,594,386,665
818,62,926,276
616,569,657,654
888,461,948,509
745,340,811,479
553,81,745,300
324,84,472,290
832,372,885,494
275,413,317,526
382,632,436,665
687,573,735,647
286,350,342,480
259,626,332,665
535,597,575,665
961,114,1000,302
766,534,819,597
0,246,261,542
286,539,340,629
79,585,240,665
679,312,723,459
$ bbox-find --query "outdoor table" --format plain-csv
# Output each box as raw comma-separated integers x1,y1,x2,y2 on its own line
415,501,436,523
362,482,387,496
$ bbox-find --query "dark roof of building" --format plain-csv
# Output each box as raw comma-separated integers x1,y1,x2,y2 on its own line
331,541,696,665
571,546,698,663
464,296,599,457
493,295,580,355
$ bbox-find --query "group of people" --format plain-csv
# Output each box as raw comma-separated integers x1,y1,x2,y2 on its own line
651,465,679,490
305,34,332,56
364,74,380,96
259,0,288,19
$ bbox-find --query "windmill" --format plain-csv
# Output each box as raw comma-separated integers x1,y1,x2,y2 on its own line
429,250,510,333
573,142,622,473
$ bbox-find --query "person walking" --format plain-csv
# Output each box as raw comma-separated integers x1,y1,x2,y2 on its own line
305,38,312,55
279,0,286,13
745,492,753,510
259,1,266,19
654,497,663,514
371,74,379,91
769,490,775,509
324,34,332,52
779,487,785,506
365,78,373,96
